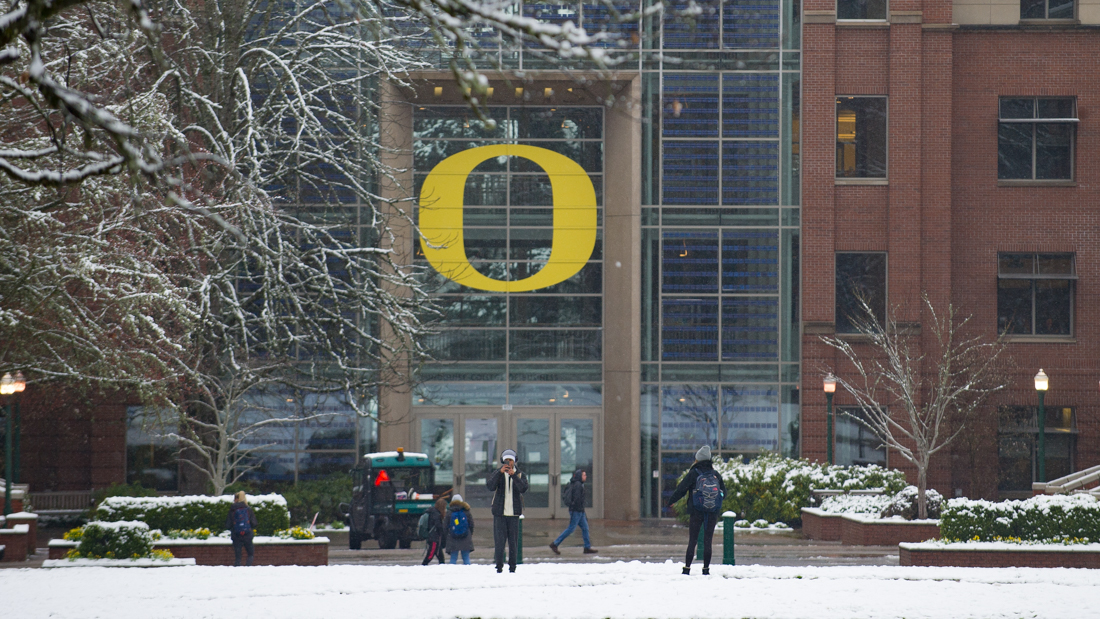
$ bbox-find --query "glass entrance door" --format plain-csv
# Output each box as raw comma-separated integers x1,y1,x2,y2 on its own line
512,412,600,518
418,416,500,519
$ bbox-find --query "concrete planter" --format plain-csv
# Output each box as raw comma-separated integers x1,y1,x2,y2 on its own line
48,536,329,566
900,542,1100,568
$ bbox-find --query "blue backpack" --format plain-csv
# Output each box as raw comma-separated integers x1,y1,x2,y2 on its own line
692,469,724,513
448,509,470,539
231,506,252,535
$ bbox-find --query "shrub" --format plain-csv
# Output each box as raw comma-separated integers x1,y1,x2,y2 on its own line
879,486,944,520
274,526,316,540
226,474,353,526
674,452,908,525
71,521,158,560
164,528,212,540
94,494,290,535
817,493,895,515
940,494,1100,542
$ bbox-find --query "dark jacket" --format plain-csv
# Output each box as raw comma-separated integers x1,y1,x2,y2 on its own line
667,460,726,515
486,467,529,517
444,500,475,553
225,501,258,537
424,504,445,543
563,470,586,513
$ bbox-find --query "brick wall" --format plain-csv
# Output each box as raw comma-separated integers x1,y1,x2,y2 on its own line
48,539,328,566
0,524,30,562
802,4,1100,501
839,515,941,546
800,509,843,541
901,545,1100,568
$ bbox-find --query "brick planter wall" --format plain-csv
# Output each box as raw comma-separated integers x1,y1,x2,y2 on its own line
48,537,328,565
900,544,1100,569
801,508,843,541
0,524,30,562
5,513,38,547
839,515,941,546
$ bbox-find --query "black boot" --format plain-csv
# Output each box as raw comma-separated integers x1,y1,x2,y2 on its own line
682,566,691,575
549,543,560,555
702,567,710,576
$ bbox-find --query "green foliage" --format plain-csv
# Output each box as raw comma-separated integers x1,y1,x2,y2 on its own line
673,453,908,526
72,521,154,559
274,526,316,540
89,483,158,514
941,495,1100,542
94,495,290,535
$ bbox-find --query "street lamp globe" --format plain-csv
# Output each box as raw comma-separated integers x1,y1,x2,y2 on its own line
823,373,837,394
0,373,14,395
12,372,24,393
1034,369,1049,392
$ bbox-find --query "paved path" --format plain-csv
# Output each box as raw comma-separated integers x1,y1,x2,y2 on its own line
4,519,899,568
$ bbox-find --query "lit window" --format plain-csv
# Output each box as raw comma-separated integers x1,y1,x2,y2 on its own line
836,97,887,178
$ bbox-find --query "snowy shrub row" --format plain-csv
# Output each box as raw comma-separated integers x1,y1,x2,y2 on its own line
94,494,290,535
940,494,1100,542
67,521,172,560
817,486,945,520
675,453,908,525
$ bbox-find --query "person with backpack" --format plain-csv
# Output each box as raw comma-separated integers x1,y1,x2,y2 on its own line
549,469,597,555
445,493,475,564
420,497,447,565
225,491,259,566
486,448,528,573
667,445,726,575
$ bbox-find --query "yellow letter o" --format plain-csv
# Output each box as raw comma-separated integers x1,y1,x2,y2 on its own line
418,144,597,293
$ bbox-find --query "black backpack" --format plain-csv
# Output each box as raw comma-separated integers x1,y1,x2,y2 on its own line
231,506,252,535
692,469,724,513
562,482,576,507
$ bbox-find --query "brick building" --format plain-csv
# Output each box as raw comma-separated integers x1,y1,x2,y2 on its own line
801,0,1100,499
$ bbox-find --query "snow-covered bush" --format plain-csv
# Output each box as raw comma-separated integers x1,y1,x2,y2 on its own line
941,494,1100,542
94,494,289,535
68,521,167,560
818,493,896,515
681,452,906,525
879,486,944,520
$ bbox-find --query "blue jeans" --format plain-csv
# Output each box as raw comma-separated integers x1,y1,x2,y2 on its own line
449,549,471,565
553,510,591,548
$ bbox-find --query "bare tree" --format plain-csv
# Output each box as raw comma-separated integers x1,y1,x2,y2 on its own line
821,295,1011,519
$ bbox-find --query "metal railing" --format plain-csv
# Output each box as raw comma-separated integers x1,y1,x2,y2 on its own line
27,491,94,513
1032,464,1100,495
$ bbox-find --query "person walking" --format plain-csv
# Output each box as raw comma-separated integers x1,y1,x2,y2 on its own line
421,497,447,565
549,470,597,555
667,445,726,575
225,491,258,566
486,448,528,573
445,493,475,565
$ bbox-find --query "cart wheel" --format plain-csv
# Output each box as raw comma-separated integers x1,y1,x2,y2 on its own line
377,532,398,549
399,539,412,549
349,531,362,550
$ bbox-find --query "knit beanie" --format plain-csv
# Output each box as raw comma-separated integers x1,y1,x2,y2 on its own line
695,445,712,462
501,449,517,462
451,494,463,504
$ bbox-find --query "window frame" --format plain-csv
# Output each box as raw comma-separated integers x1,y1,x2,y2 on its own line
996,252,1077,338
835,251,888,334
835,407,888,467
1019,0,1076,21
997,405,1077,498
997,97,1078,182
835,96,889,181
837,0,889,21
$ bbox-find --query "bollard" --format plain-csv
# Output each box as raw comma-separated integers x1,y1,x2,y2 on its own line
722,511,736,565
696,519,705,561
517,514,524,565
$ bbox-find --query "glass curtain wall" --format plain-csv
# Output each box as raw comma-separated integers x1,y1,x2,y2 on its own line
639,0,800,517
412,106,605,406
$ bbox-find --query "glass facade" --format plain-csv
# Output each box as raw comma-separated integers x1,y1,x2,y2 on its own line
640,0,800,516
405,0,799,518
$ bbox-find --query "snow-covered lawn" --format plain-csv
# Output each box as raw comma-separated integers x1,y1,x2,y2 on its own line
5,561,1099,618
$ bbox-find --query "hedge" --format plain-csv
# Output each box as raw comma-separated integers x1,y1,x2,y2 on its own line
94,494,290,535
940,494,1100,542
73,521,155,559
675,452,908,525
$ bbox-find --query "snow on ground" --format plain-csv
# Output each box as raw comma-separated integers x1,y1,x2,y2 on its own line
4,561,1099,619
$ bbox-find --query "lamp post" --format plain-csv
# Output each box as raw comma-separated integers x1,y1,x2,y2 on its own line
1034,369,1048,483
2,372,25,515
824,373,837,465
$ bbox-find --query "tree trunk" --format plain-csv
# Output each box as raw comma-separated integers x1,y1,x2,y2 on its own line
917,465,928,520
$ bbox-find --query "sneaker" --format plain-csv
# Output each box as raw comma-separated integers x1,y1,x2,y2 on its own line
702,567,710,576
583,547,598,554
496,567,503,573
549,543,560,555
509,567,516,573
682,566,691,576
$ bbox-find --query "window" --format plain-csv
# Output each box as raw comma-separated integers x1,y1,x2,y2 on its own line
997,405,1077,496
835,253,887,333
835,408,886,467
997,253,1075,336
838,0,888,20
1021,0,1075,19
998,98,1076,180
126,406,179,491
836,97,887,178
